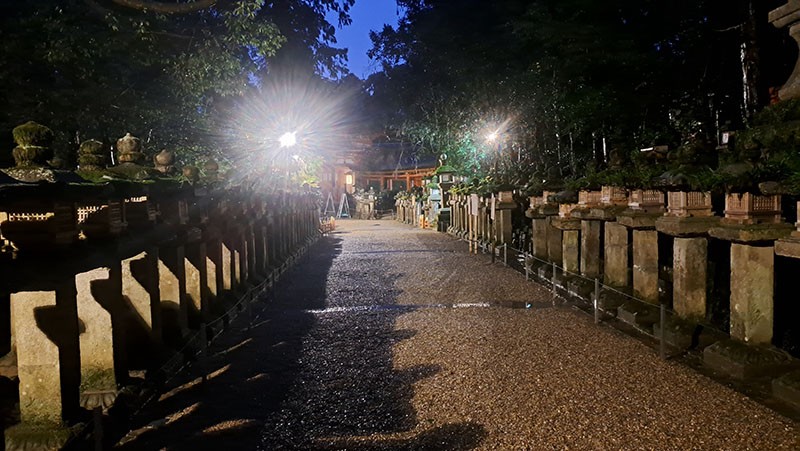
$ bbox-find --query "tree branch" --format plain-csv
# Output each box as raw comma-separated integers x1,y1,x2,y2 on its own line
109,0,217,14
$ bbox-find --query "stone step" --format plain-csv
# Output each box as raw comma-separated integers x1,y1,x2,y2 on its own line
772,370,800,411
597,290,628,315
536,265,553,281
652,317,727,351
565,277,593,302
617,301,660,332
703,339,797,380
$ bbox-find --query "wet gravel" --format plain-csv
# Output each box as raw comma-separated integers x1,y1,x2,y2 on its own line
116,220,799,450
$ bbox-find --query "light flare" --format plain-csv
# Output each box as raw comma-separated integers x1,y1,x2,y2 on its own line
223,72,363,191
279,131,297,148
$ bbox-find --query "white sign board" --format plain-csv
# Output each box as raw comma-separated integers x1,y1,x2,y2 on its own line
470,194,479,216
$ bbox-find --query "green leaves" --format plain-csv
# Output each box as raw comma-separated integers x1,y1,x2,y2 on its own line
366,0,786,194
0,0,352,172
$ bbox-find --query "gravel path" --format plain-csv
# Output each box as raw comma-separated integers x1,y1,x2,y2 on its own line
116,220,799,450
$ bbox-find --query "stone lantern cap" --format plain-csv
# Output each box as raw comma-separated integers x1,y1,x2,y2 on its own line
770,1,800,28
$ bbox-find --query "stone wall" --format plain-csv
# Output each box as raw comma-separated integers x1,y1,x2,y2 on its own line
0,180,320,449
435,187,800,392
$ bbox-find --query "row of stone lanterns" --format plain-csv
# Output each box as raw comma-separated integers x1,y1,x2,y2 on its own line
446,184,800,403
0,122,323,449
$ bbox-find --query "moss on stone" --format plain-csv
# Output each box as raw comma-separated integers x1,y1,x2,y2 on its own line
75,169,113,183
12,121,54,147
3,167,56,183
5,423,73,450
11,145,51,168
78,154,108,168
79,139,105,155
107,163,158,181
79,367,116,392
434,164,458,175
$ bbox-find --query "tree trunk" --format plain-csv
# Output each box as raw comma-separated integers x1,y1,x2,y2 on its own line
740,0,761,122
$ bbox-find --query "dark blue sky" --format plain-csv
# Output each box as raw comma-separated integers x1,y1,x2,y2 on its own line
330,0,400,78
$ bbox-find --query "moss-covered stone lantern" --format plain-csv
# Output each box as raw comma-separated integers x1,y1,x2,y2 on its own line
108,133,157,180
11,121,54,168
78,139,109,172
4,121,60,182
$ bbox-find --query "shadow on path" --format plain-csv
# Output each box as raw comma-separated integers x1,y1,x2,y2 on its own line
114,232,485,450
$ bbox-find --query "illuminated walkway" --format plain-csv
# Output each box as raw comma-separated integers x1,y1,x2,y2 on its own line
116,220,799,450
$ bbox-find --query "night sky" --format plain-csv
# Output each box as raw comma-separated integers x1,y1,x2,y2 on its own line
331,0,400,78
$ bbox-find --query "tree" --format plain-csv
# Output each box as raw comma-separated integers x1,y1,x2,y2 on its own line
0,0,353,166
366,0,793,188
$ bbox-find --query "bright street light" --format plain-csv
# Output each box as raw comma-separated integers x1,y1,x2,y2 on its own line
486,131,499,142
279,131,297,148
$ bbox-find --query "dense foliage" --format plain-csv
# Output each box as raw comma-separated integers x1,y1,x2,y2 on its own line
366,0,795,193
0,0,354,168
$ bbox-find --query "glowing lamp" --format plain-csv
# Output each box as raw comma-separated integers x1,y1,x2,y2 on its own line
279,131,297,148
345,173,354,185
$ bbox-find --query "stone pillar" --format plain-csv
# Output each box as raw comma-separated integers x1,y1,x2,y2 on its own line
255,224,268,275
0,291,11,369
206,236,224,297
632,230,659,303
532,218,549,260
496,208,513,245
657,213,721,322
604,222,629,287
547,217,562,264
581,220,602,278
205,243,218,303
246,225,257,280
478,203,487,243
730,243,774,344
158,245,188,342
673,237,708,319
76,268,118,410
266,214,277,264
279,215,288,258
468,195,478,254
7,287,80,450
185,241,208,325
221,240,235,292
562,230,580,273
237,229,248,284
122,248,162,344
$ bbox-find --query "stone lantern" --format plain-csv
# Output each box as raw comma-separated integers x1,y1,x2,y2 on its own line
435,165,456,206
153,149,177,175
78,139,109,171
109,133,157,180
182,166,200,184
770,1,800,100
11,121,54,168
203,159,220,181
5,121,58,182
